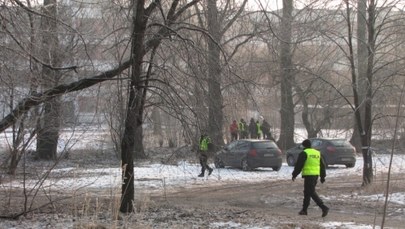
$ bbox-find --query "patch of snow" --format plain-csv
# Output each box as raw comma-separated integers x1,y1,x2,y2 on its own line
321,221,388,229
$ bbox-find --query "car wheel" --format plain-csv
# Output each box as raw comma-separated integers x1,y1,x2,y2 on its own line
214,157,225,168
272,166,281,171
346,163,355,168
241,159,250,171
287,155,295,166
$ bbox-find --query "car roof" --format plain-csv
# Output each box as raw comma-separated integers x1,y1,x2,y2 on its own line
309,138,348,141
238,139,275,142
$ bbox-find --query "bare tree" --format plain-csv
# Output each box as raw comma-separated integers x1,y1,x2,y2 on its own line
193,0,251,148
277,0,295,149
320,0,405,185
120,0,203,213
1,0,202,214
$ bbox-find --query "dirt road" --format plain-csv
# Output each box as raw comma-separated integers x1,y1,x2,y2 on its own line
147,174,405,228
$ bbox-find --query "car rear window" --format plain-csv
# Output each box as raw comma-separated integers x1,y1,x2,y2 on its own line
253,141,278,149
330,139,352,147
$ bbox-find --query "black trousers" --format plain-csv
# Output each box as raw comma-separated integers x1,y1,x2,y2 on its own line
231,133,238,141
199,154,211,174
302,176,326,211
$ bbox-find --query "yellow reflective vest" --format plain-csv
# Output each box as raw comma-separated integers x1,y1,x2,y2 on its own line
302,148,321,176
256,123,262,135
238,122,245,131
199,136,210,151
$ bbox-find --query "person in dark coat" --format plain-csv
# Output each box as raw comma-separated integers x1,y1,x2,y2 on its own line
248,118,257,139
292,139,329,217
261,119,274,141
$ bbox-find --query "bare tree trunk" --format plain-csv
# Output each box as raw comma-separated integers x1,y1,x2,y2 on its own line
37,97,61,160
207,0,224,149
344,0,374,185
36,0,61,160
350,0,368,152
277,0,295,150
301,105,318,139
361,0,377,185
120,0,146,213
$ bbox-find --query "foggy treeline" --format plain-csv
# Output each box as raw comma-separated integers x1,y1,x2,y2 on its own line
1,0,405,212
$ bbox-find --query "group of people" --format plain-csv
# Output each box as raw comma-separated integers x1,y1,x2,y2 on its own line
229,117,274,141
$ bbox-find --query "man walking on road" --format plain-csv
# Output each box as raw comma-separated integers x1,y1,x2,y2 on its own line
292,139,329,217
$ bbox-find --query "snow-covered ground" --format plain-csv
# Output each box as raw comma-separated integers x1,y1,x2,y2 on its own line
1,127,404,228
3,153,404,229
5,153,405,203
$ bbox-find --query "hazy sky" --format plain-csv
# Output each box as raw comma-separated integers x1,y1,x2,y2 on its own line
246,0,283,10
245,0,340,11
246,0,405,11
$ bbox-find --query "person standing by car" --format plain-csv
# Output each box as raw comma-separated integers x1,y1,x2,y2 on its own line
261,119,274,141
229,120,238,141
238,118,248,139
292,139,329,217
198,134,213,177
248,118,257,139
256,120,262,139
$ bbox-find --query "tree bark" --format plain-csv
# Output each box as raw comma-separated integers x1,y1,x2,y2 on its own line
207,0,224,149
277,0,295,150
350,0,368,152
361,0,377,185
119,0,147,213
344,0,374,185
36,0,61,160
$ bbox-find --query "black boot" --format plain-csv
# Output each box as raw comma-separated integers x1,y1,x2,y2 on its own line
198,173,204,177
299,210,307,215
321,206,329,217
208,168,213,175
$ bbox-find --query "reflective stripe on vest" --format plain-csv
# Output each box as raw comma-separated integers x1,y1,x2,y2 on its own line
302,148,321,176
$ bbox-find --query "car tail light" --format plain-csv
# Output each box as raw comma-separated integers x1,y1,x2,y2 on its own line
326,146,336,153
249,149,257,157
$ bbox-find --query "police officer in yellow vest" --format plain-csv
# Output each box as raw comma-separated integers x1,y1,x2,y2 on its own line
198,134,213,177
292,139,329,217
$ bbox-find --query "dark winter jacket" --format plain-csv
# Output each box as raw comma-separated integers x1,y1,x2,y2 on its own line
248,119,257,137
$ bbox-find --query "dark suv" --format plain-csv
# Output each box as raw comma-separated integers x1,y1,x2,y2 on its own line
286,138,356,168
214,139,282,171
